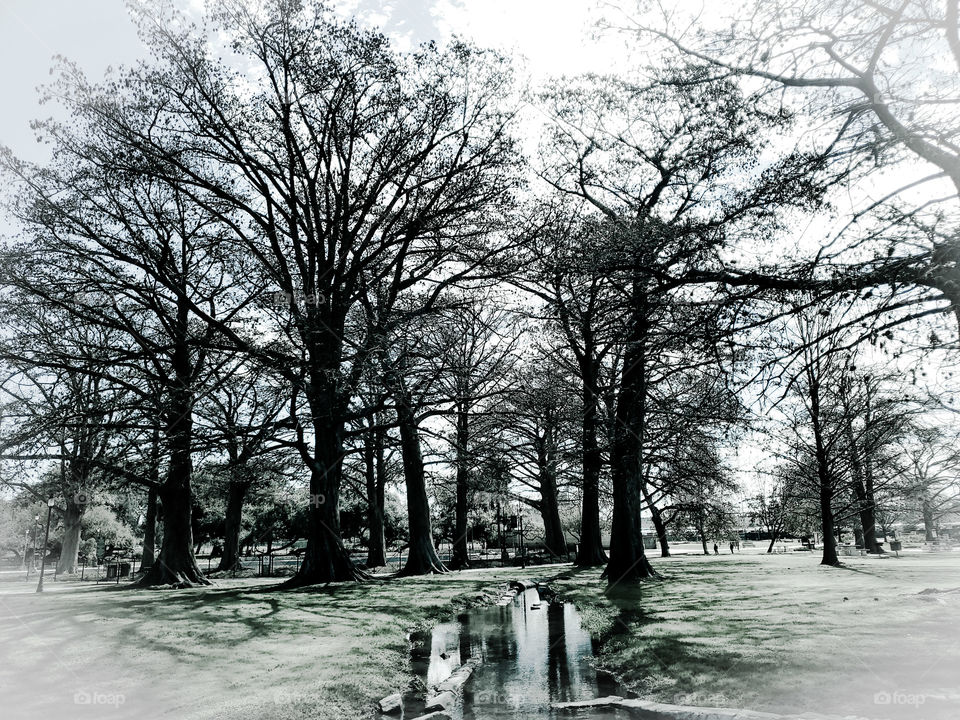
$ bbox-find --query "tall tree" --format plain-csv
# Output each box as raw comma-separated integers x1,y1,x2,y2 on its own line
540,69,822,585
71,1,520,585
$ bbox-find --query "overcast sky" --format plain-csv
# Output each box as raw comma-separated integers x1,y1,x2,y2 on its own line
0,0,637,163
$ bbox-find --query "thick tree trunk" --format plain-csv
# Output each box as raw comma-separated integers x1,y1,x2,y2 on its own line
820,493,840,566
922,495,936,541
141,472,206,585
287,380,366,586
845,416,881,554
450,407,471,569
56,497,84,574
604,288,657,586
364,427,388,568
140,486,158,572
641,481,670,557
539,474,567,560
766,534,778,553
218,479,250,572
138,351,209,588
536,425,567,560
575,378,607,566
395,390,446,576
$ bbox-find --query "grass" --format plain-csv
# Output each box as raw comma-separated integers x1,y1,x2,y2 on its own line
0,551,957,719
551,547,960,719
0,567,539,720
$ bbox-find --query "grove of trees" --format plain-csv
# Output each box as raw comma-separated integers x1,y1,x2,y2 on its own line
2,0,959,590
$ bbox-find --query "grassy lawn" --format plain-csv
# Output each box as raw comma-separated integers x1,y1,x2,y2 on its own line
552,549,960,720
0,568,538,720
0,552,957,720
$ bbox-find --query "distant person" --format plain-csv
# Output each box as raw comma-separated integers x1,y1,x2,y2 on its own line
713,543,719,555
729,542,735,554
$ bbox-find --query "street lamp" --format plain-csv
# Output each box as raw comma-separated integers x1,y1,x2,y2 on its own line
36,498,55,593
29,514,40,579
516,500,525,570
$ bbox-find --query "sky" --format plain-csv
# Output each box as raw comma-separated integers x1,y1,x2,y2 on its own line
0,0,633,164
1,0,954,500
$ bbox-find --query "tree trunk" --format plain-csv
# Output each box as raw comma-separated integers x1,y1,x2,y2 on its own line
287,379,366,586
640,480,670,557
140,426,161,572
138,346,209,587
140,486,158,572
766,534,778,553
604,287,657,586
807,369,840,568
395,389,446,576
922,494,936,541
575,374,607,566
364,426,387,568
56,497,85,574
844,415,881,554
450,406,471,569
218,479,250,572
820,490,840,566
535,424,567,559
139,416,208,586
539,472,567,560
861,465,880,552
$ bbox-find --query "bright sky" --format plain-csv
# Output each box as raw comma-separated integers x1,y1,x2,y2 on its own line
0,0,632,163
1,0,953,498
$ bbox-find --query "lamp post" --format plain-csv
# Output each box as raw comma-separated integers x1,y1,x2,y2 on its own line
29,514,40,578
517,500,525,569
36,498,55,593
22,528,29,572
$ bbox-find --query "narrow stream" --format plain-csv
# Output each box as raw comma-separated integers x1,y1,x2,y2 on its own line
406,586,630,719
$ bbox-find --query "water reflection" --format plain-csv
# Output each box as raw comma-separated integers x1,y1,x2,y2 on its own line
412,587,626,720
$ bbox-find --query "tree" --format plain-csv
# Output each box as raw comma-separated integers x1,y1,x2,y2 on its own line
900,427,960,540
66,1,520,585
429,300,519,569
838,369,915,552
511,208,624,566
630,0,960,333
196,365,291,573
500,357,579,561
540,68,821,585
0,311,144,575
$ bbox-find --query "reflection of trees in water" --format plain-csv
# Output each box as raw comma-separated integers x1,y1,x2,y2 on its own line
454,593,626,717
547,601,573,702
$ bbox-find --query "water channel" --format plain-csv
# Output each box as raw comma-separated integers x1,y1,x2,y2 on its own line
405,586,632,719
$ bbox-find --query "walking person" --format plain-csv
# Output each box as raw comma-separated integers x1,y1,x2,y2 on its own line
713,543,719,555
